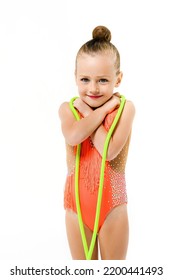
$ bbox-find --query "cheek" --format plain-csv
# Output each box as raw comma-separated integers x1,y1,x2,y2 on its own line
77,84,87,95
100,84,114,94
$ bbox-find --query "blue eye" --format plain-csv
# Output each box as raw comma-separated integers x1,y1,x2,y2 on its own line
81,78,89,83
99,79,108,83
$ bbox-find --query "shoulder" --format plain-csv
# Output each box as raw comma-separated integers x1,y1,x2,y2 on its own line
59,101,69,112
58,101,77,124
117,99,135,126
124,100,135,116
125,99,135,109
58,102,70,118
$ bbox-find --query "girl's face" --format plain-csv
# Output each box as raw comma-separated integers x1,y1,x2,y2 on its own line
75,53,122,108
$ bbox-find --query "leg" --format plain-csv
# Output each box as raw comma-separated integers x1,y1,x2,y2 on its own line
98,204,129,260
65,209,98,260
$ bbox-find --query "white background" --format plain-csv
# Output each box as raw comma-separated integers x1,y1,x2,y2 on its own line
0,0,173,271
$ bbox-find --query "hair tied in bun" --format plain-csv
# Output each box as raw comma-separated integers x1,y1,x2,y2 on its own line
92,26,111,42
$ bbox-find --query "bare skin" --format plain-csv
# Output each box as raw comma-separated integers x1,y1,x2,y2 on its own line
65,204,129,260
59,53,135,260
65,210,99,260
98,204,129,259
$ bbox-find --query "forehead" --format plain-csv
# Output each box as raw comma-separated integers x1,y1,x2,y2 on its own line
76,53,116,76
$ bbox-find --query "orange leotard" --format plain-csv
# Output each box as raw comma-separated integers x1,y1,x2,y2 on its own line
64,109,130,232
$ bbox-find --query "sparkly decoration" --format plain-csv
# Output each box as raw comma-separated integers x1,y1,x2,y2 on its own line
64,109,131,230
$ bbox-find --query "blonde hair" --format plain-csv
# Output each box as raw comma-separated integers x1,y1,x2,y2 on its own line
76,26,120,73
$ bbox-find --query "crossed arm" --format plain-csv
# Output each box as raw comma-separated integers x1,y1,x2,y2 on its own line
59,94,135,160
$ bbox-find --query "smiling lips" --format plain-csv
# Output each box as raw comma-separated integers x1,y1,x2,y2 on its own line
87,95,103,99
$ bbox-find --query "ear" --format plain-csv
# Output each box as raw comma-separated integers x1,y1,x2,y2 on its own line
114,71,123,87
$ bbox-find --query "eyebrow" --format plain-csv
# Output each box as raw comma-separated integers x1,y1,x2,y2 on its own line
79,75,110,78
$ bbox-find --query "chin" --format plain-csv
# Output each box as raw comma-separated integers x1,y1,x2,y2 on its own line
88,101,104,109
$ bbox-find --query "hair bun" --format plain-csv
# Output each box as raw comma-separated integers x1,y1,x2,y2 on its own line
92,26,111,42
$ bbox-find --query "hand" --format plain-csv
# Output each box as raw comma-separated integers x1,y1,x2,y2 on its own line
73,98,93,117
102,94,120,114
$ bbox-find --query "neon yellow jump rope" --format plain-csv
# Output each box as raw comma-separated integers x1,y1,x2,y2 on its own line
69,95,126,260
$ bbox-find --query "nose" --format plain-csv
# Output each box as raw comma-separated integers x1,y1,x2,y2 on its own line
89,81,99,94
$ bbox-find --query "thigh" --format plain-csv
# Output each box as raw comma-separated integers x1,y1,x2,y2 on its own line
98,204,129,260
65,209,98,260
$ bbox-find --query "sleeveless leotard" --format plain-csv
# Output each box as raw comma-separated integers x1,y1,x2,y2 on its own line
64,109,130,231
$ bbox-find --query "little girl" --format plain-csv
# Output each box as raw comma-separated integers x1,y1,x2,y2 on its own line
59,26,135,260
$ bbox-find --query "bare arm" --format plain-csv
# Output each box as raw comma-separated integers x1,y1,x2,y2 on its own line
58,96,120,146
90,100,135,160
